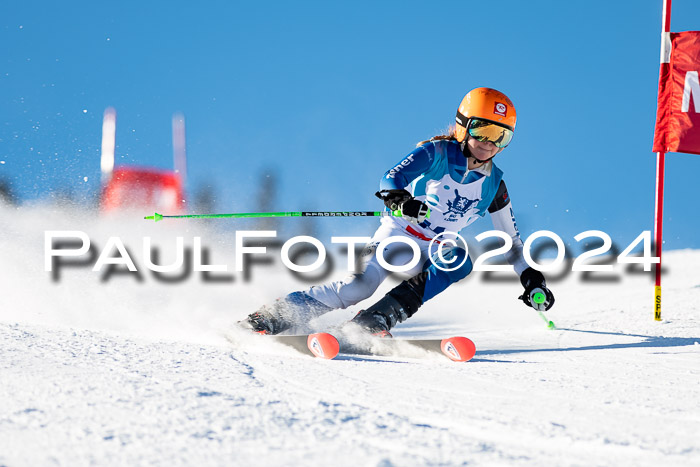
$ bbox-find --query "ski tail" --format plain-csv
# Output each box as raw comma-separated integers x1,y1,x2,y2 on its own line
228,331,340,359
306,333,340,359
440,337,476,362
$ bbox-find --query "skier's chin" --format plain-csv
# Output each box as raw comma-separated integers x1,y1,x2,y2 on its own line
471,153,493,163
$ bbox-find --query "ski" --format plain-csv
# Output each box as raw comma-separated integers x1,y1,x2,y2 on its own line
337,335,476,362
267,332,340,360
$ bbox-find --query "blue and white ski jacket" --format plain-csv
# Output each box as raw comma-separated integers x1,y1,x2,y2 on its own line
380,139,529,274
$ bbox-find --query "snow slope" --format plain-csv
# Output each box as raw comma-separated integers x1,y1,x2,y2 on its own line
1,203,699,466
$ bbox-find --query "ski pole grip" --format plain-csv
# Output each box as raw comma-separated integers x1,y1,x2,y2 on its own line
391,207,431,219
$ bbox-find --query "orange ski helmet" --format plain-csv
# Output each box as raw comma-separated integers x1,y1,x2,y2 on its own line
454,88,517,143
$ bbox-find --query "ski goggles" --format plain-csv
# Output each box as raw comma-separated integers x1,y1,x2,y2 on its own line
467,118,514,148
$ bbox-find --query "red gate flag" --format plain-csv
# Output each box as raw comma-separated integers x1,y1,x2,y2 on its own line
101,167,184,213
653,31,700,155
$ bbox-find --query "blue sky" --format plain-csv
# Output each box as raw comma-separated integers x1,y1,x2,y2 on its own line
2,0,699,251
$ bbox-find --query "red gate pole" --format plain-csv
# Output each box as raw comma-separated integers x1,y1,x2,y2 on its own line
654,152,665,321
654,0,672,321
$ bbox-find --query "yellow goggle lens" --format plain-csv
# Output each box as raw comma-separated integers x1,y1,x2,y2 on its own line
467,119,513,148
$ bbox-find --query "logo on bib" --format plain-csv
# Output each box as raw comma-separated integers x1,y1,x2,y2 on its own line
445,189,479,221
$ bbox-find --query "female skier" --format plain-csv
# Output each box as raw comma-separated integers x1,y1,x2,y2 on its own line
242,87,555,336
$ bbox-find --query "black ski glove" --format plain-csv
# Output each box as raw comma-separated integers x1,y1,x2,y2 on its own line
376,189,412,211
518,267,555,311
375,189,429,224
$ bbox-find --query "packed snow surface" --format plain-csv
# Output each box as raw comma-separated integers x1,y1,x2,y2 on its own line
1,204,699,466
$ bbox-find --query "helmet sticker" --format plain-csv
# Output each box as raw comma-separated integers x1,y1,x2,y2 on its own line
494,102,507,117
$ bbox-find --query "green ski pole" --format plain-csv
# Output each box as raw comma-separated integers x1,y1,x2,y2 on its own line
144,209,430,222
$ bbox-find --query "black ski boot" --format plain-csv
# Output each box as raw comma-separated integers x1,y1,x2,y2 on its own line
242,307,292,335
241,292,332,335
350,279,423,336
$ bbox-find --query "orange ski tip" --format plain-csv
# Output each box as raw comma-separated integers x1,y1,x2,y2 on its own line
440,337,476,362
307,333,340,359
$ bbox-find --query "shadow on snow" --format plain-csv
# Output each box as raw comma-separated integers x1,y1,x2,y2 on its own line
477,328,699,357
